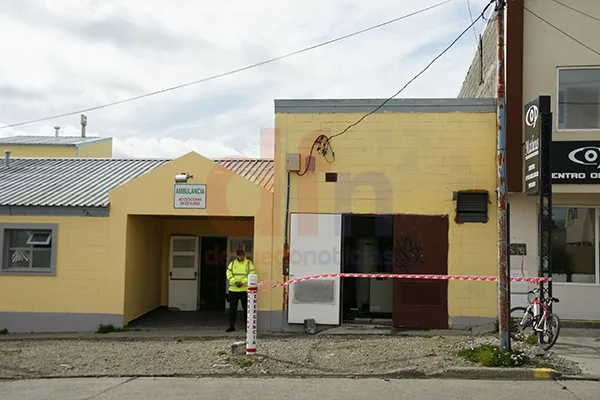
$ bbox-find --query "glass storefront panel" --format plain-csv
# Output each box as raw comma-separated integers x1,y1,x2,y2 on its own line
552,207,597,283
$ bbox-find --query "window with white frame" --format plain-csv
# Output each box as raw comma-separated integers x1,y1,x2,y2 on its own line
551,207,597,284
0,225,57,275
558,67,600,130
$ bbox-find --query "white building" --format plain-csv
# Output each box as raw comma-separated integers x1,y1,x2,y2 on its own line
459,0,600,322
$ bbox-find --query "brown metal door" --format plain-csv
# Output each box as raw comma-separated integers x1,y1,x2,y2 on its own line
392,214,449,329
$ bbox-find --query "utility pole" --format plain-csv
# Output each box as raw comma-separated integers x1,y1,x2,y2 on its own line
496,0,510,353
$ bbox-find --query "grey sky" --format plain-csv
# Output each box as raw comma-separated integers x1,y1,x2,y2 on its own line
0,0,491,158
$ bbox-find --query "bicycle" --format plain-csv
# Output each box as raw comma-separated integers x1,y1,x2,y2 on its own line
509,286,561,351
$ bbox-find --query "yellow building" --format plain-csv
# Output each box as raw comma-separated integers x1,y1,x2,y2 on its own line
0,154,274,332
0,98,500,333
0,135,113,158
271,98,499,330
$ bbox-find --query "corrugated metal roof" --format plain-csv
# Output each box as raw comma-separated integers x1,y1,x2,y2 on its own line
0,135,110,146
0,158,170,207
0,157,274,208
214,158,274,192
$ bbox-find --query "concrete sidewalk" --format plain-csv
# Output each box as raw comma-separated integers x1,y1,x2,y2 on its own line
552,329,600,378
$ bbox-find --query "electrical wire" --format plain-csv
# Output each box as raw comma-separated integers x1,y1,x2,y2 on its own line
466,0,479,46
0,0,458,131
294,0,496,177
295,134,329,176
549,0,600,23
326,0,495,144
515,0,600,58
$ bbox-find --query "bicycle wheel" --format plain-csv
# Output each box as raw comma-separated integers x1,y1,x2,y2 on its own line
509,306,535,342
537,313,561,351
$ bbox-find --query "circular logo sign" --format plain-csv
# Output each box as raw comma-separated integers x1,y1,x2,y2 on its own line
568,147,600,168
525,104,539,128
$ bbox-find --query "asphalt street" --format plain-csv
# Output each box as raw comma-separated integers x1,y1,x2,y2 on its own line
1,377,599,400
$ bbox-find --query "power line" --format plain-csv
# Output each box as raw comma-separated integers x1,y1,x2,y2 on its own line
0,0,457,131
549,0,600,23
466,0,479,46
295,0,496,176
516,0,600,58
325,0,495,144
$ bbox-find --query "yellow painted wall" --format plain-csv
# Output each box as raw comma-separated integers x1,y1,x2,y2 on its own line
0,216,121,315
3,145,76,157
77,139,113,157
2,139,112,158
110,152,275,316
123,215,163,322
273,111,499,320
158,217,254,307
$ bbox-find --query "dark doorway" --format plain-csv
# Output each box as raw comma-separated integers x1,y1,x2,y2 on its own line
200,237,227,310
392,214,449,329
342,214,394,322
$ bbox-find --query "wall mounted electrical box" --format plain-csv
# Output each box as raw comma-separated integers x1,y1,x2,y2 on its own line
286,153,301,172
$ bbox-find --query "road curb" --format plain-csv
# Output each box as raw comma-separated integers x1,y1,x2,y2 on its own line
0,368,572,382
558,374,600,382
0,333,299,342
430,367,562,380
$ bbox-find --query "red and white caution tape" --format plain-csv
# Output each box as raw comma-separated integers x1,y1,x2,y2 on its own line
258,273,550,292
258,280,279,287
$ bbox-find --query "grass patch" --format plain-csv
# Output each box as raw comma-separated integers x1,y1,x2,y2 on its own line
524,334,537,345
0,328,8,334
494,319,538,346
228,356,253,368
96,324,141,334
457,344,530,367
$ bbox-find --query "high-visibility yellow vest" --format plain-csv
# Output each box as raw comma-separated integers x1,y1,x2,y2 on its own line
226,259,256,292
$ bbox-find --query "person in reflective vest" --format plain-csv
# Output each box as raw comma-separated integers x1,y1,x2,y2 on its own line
226,249,256,332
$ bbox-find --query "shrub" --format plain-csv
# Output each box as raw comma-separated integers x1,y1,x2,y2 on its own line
458,344,530,367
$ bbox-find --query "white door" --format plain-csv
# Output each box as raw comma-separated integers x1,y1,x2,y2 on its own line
168,236,199,311
288,213,342,325
225,237,254,310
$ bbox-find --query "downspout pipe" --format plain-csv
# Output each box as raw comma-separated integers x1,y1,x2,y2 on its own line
281,171,291,322
284,171,291,247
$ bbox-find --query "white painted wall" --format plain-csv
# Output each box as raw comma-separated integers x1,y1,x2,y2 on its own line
509,194,538,309
509,193,600,320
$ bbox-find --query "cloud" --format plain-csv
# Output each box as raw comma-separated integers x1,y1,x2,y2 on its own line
0,0,491,159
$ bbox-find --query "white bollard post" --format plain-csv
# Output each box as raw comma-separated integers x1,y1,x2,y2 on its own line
246,274,258,355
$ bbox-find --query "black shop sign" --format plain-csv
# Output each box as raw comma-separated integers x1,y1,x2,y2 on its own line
552,141,600,184
524,97,551,196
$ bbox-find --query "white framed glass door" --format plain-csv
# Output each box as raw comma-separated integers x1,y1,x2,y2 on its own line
168,236,199,311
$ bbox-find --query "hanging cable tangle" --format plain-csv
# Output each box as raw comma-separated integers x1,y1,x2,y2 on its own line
0,0,458,131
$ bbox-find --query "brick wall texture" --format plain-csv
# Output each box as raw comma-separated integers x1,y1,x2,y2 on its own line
458,12,497,98
274,109,500,318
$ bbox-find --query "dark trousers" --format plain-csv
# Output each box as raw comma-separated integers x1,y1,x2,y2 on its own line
228,291,248,328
